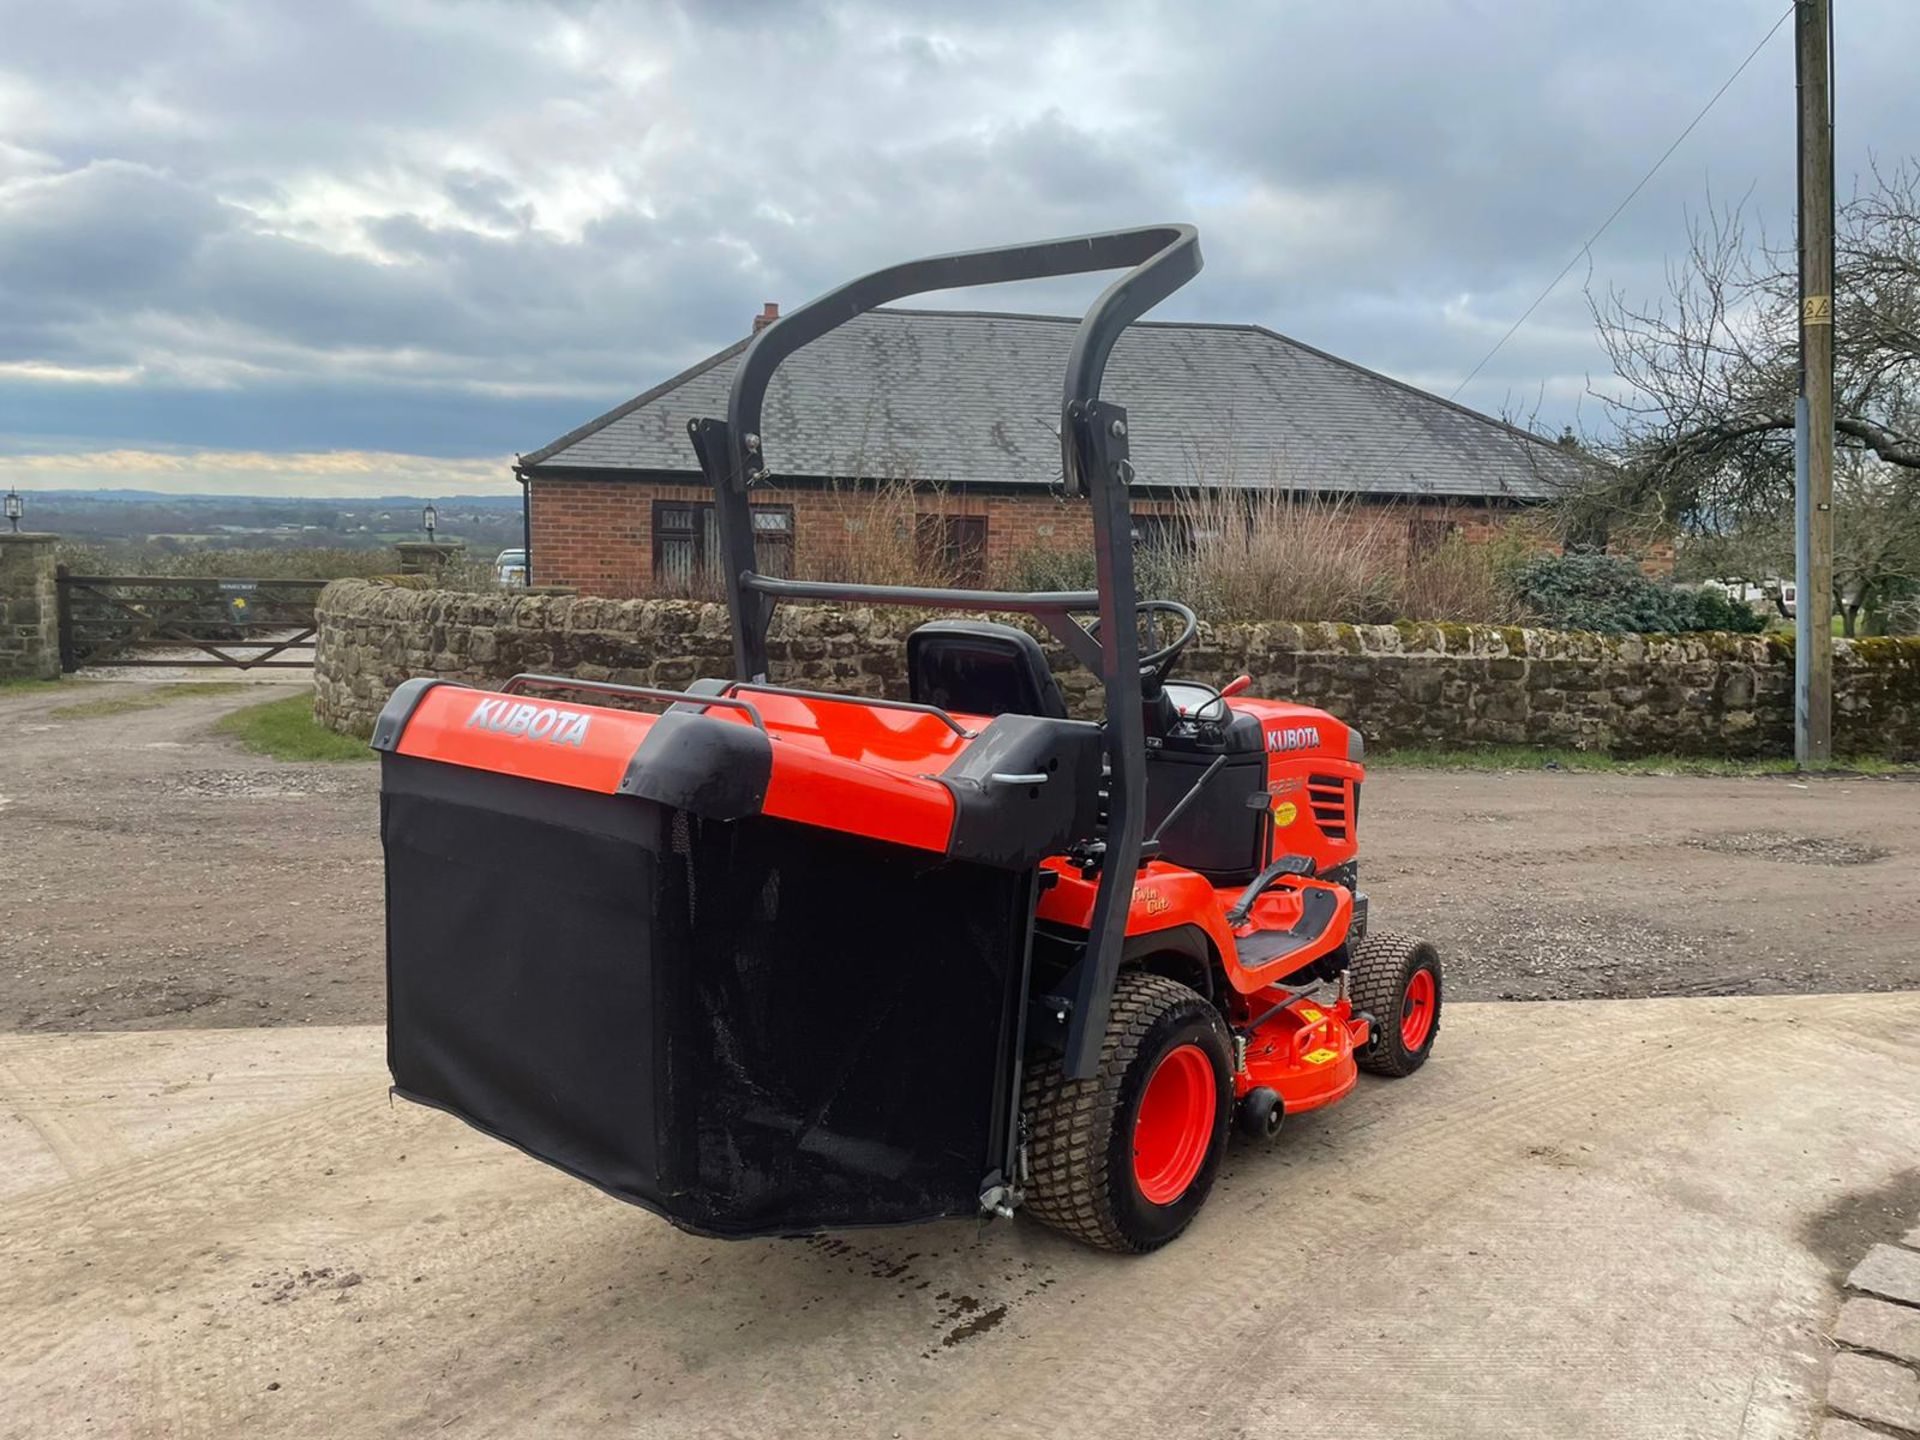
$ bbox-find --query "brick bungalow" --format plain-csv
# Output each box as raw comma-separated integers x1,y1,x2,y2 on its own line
516,307,1591,596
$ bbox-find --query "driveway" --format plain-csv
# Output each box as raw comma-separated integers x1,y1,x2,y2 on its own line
2,679,1915,1032
2,994,1916,1438
5,679,1919,1437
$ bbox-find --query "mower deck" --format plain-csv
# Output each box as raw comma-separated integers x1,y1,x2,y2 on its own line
1234,990,1370,1115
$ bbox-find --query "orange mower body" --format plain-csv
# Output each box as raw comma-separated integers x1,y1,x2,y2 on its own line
376,225,1443,1253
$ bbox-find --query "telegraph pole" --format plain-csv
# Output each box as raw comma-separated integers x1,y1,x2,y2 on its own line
1794,0,1835,766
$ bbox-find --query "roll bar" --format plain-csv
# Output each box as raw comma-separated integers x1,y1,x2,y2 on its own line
685,224,1204,1082
721,225,1197,499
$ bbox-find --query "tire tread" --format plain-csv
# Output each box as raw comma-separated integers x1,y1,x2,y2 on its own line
1351,929,1442,1077
1022,972,1216,1253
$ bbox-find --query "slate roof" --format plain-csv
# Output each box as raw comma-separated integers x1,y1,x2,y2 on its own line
523,309,1588,500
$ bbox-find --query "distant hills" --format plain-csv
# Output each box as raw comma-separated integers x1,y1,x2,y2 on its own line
21,490,525,551
19,489,522,506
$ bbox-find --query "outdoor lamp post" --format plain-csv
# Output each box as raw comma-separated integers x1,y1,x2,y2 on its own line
4,487,20,533
422,503,437,545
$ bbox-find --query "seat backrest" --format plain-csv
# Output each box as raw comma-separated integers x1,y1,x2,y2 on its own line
907,621,1068,720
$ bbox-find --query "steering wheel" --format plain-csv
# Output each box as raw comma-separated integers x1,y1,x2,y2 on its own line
1085,599,1199,690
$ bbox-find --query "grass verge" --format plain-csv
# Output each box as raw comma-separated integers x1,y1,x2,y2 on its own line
214,694,373,762
0,674,65,696
51,680,249,719
1368,744,1920,777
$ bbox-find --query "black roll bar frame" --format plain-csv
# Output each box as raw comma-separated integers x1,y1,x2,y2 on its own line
686,223,1202,1081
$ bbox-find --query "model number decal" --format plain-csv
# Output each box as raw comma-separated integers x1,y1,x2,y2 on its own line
1266,725,1322,753
465,697,592,747
1130,884,1172,916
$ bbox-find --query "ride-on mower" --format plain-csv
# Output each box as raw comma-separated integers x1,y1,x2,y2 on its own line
374,225,1442,1253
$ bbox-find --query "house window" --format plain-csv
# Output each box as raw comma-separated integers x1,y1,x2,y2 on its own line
653,501,793,587
916,514,988,585
750,507,795,577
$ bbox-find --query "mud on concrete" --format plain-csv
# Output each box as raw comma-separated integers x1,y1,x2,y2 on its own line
2,680,1917,1033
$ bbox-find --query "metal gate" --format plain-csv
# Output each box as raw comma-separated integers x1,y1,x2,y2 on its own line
55,570,326,671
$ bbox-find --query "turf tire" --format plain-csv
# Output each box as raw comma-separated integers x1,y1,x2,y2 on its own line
1020,971,1232,1254
1351,930,1443,1077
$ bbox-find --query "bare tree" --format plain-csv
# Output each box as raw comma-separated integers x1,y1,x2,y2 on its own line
1588,165,1920,530
1678,452,1920,635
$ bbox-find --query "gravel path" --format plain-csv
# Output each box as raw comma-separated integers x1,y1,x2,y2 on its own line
2,679,1915,1032
1365,765,1920,1001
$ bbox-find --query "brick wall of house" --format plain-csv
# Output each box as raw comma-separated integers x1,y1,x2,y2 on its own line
529,477,700,595
528,474,1539,598
531,477,1114,596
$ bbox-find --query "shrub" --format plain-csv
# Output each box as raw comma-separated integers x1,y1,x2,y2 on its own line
1006,543,1096,593
1007,494,1528,627
1168,491,1397,624
1508,552,1765,633
1397,530,1532,628
1004,537,1187,600
808,481,969,588
1681,584,1769,634
56,543,404,580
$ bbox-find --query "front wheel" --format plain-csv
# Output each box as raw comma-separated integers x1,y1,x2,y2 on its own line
1351,931,1443,1077
1021,972,1232,1253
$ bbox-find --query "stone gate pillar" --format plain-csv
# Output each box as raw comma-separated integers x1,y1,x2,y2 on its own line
395,540,467,575
0,533,60,680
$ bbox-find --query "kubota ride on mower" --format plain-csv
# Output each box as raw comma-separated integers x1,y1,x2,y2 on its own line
374,225,1442,1253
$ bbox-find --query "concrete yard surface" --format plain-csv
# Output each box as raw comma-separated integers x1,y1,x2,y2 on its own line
3,994,1917,1439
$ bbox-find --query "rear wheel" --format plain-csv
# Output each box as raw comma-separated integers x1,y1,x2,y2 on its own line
1021,972,1232,1253
1351,931,1443,1077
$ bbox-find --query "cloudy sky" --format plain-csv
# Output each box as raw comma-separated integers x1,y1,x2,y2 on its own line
1,0,1912,496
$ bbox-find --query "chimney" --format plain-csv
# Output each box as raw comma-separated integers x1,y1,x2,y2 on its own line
752,301,780,334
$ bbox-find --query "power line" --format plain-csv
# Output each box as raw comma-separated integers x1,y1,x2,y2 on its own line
1440,1,1796,410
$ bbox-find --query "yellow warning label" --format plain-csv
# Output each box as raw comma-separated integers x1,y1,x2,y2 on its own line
1303,1047,1338,1065
1299,1007,1323,1023
1272,800,1298,828
1803,294,1833,325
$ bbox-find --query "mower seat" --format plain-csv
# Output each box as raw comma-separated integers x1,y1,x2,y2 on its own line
908,621,1068,720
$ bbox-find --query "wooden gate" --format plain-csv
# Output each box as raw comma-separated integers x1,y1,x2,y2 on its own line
55,570,326,671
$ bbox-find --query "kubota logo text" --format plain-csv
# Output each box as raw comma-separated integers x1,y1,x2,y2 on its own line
1266,725,1322,753
465,697,591,747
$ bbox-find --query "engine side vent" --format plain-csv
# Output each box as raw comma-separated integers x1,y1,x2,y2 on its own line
1307,773,1350,841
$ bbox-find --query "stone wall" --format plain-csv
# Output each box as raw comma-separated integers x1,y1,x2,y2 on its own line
313,578,1920,759
0,534,60,681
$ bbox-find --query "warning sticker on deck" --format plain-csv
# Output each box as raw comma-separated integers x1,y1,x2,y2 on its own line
1304,1047,1338,1065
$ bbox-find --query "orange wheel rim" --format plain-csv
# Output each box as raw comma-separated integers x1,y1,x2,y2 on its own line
1401,968,1437,1051
1132,1043,1216,1205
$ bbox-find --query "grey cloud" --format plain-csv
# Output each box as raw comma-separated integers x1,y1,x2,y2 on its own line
0,0,1914,484
0,162,231,305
